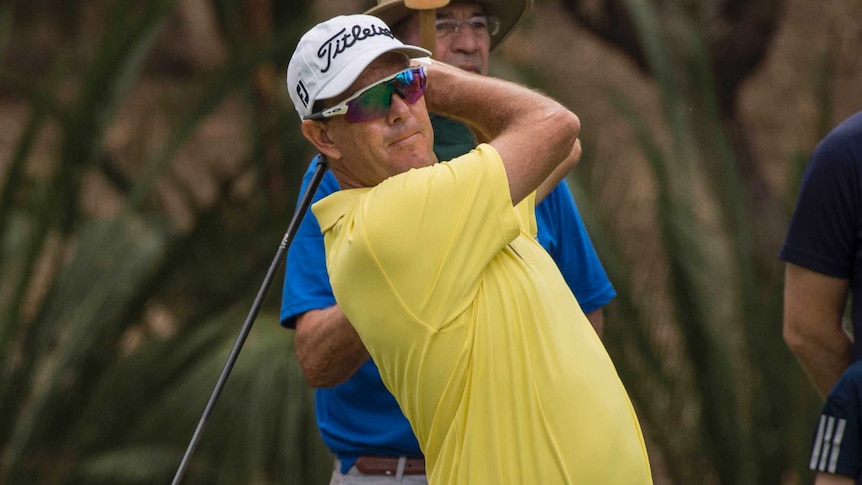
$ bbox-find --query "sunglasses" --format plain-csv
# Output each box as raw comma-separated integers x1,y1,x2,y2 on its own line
304,66,427,123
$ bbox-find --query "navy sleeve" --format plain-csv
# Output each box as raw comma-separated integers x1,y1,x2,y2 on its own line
809,361,862,479
780,116,862,279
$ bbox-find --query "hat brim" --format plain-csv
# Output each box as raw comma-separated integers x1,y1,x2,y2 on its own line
364,0,532,52
316,44,431,103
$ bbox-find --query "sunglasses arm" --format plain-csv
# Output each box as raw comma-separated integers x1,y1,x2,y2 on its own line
304,105,348,121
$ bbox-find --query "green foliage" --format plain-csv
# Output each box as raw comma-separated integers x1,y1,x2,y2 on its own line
0,0,830,484
0,0,331,483
562,0,823,483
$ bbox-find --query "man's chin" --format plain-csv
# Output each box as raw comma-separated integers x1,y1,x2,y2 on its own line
394,150,435,172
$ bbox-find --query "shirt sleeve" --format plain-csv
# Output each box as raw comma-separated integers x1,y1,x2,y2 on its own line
809,361,862,478
780,126,861,279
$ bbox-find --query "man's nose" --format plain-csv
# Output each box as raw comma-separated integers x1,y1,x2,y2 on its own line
386,91,412,122
448,28,481,52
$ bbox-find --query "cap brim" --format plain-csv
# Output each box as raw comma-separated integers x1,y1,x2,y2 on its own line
364,0,533,51
316,44,431,102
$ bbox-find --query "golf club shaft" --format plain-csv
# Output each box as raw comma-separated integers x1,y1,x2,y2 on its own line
405,0,450,55
418,10,436,56
172,157,329,485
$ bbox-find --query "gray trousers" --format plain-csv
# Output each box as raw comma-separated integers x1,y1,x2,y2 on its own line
328,459,429,484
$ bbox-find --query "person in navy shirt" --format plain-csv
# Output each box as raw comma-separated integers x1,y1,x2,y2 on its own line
781,111,862,484
782,110,862,398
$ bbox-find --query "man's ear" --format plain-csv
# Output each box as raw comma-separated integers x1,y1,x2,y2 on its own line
301,120,342,160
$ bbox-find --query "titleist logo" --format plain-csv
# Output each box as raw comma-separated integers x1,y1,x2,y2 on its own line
317,24,395,73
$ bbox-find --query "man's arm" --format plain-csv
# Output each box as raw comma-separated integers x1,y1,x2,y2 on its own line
294,305,369,388
586,309,604,338
537,139,581,203
422,61,579,205
814,473,855,485
783,262,852,398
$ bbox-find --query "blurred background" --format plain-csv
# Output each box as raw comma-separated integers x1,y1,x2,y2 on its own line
1,0,860,483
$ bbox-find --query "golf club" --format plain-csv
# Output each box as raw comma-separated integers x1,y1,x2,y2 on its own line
171,156,329,485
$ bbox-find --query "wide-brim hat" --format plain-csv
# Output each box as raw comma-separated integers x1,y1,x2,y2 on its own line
364,0,533,52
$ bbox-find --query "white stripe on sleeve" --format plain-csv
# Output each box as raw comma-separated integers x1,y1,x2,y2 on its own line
810,415,827,470
827,418,847,473
818,416,836,471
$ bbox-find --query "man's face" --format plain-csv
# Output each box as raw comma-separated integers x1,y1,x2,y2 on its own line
398,2,491,75
317,53,436,187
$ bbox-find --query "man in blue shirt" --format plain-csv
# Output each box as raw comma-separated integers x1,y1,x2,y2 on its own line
281,1,615,482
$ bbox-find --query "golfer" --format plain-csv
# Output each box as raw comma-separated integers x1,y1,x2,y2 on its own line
281,1,617,482
286,14,652,484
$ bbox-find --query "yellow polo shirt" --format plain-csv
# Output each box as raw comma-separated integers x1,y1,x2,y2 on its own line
313,144,651,484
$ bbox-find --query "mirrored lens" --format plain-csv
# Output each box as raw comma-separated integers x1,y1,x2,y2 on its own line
344,83,391,122
343,67,426,123
397,68,426,104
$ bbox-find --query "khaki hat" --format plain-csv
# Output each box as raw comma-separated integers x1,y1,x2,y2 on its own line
364,0,533,51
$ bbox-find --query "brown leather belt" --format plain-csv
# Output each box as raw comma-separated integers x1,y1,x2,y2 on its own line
354,456,426,475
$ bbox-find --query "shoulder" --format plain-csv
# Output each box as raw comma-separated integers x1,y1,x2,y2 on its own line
830,111,862,140
839,361,862,388
312,188,367,234
809,111,862,171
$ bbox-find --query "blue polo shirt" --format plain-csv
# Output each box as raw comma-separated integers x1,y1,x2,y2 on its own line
280,116,615,473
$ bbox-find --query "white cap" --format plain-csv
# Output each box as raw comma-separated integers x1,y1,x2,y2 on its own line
287,14,431,120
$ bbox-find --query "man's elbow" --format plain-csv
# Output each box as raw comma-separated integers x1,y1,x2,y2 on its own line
782,320,807,357
548,109,580,166
294,334,345,388
783,316,825,361
556,109,580,146
298,358,347,388
304,373,339,389
563,138,582,171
